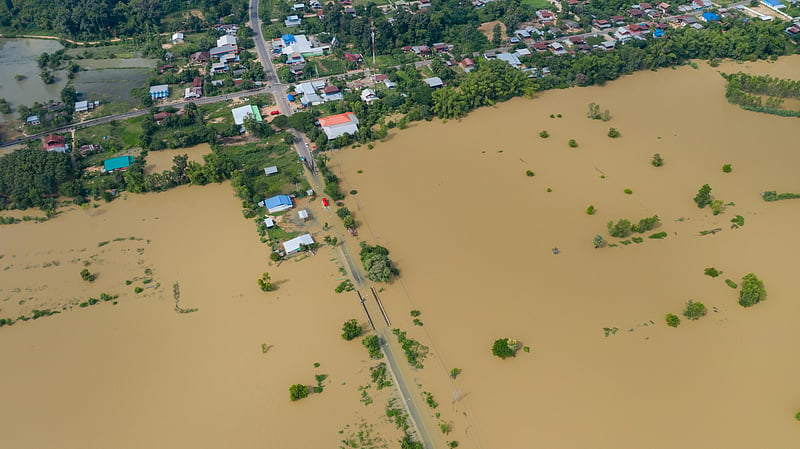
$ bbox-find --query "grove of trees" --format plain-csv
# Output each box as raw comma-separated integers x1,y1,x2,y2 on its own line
739,273,766,307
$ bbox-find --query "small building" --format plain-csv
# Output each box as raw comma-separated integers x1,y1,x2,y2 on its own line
497,53,522,68
210,44,237,58
298,209,309,221
285,15,302,27
701,12,719,21
75,100,91,113
26,115,40,126
79,144,100,156
264,217,275,228
211,62,229,74
265,194,294,213
461,58,476,72
264,166,279,176
103,155,135,172
293,2,305,10
232,105,264,126
184,87,203,99
384,79,397,89
361,88,378,103
149,84,169,100
344,52,363,64
189,51,210,64
283,234,314,255
43,134,68,152
322,85,343,101
319,112,359,139
423,77,444,88
217,35,237,48
171,32,185,44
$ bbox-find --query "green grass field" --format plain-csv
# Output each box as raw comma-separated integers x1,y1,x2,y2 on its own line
521,0,553,10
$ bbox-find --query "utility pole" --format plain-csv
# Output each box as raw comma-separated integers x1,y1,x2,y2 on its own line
371,19,376,70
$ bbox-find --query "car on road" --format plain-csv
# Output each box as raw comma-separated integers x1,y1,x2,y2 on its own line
270,110,281,115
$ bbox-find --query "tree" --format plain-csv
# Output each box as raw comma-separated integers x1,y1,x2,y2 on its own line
586,205,595,215
362,334,383,359
568,139,578,148
450,368,461,379
608,127,620,138
492,23,502,47
739,273,766,307
539,130,549,138
665,313,680,327
341,319,362,340
607,219,632,238
694,184,712,208
342,215,355,229
257,272,274,292
289,384,309,401
651,153,664,167
593,234,606,248
682,300,707,320
492,338,518,359
722,164,732,173
80,269,95,282
60,84,77,106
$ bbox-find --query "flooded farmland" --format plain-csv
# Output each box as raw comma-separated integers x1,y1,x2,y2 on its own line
0,38,67,121
0,56,798,449
331,56,800,449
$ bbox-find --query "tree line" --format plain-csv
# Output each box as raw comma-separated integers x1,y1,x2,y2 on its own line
723,72,800,118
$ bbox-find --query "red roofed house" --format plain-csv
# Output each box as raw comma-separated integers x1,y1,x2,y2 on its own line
373,74,389,82
43,134,68,153
344,53,363,65
460,58,475,72
536,10,556,24
319,112,359,139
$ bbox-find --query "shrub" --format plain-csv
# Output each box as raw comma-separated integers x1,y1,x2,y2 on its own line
80,269,95,282
636,215,659,232
526,170,535,177
730,215,744,228
546,187,552,192
450,368,461,379
651,153,664,167
710,199,724,215
342,319,362,340
568,139,578,148
665,313,681,327
608,127,620,138
134,287,143,294
725,279,738,289
694,184,712,208
607,219,632,238
289,384,309,401
349,190,358,195
362,335,383,359
336,207,351,219
704,267,721,278
335,280,354,293
586,205,595,215
683,300,707,320
539,130,549,138
631,236,643,243
258,272,274,292
342,215,355,229
593,234,606,248
722,164,732,173
795,411,800,421
423,391,438,409
492,338,518,359
739,273,766,307
624,188,633,195
649,232,667,239
410,310,421,317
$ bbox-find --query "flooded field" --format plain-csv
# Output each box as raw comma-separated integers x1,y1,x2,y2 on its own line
1,56,799,449
0,38,67,121
144,144,212,174
331,56,800,449
0,184,399,448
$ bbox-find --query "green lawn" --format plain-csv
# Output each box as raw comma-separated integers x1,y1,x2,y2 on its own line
521,0,553,10
75,116,143,150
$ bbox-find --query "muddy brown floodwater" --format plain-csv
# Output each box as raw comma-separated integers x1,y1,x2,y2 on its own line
331,56,800,449
0,57,798,449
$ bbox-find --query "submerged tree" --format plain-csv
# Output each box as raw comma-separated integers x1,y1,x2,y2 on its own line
739,273,766,307
694,184,713,208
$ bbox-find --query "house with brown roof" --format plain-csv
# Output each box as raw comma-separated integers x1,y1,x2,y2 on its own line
460,58,476,72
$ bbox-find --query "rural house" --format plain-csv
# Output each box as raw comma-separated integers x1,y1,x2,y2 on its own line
319,112,359,139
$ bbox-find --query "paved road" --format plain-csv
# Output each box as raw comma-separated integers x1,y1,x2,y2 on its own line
0,88,267,149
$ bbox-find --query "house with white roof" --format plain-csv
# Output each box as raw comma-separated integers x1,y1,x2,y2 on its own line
231,105,263,126
424,77,444,88
171,32,184,44
285,15,302,27
283,234,314,254
361,88,378,103
217,35,237,48
281,34,326,57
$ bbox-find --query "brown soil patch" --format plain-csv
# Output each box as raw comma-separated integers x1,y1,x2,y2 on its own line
478,20,507,43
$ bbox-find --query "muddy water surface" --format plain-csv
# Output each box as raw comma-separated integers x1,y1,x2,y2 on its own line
332,56,800,449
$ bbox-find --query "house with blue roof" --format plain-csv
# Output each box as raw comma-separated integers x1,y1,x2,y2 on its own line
701,12,719,21
104,156,135,172
264,195,294,213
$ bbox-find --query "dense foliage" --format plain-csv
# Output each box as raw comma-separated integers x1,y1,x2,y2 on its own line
359,242,397,283
0,148,73,210
694,184,712,208
288,383,308,401
739,273,766,308
362,334,383,359
682,300,707,320
341,319,362,341
665,313,680,328
491,338,517,359
0,0,247,39
724,72,800,117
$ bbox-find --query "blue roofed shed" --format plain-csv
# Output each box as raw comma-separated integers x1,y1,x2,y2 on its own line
701,12,719,21
265,195,294,213
282,34,296,45
104,156,135,172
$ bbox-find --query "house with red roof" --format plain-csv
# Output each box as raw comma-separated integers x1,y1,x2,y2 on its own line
43,135,68,153
319,112,359,139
